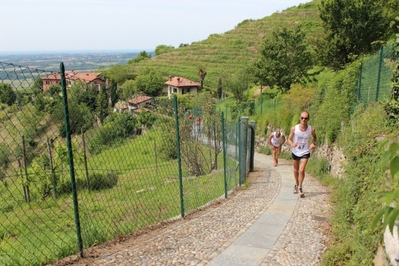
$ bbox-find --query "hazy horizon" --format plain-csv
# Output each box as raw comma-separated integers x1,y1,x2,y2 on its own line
0,49,154,56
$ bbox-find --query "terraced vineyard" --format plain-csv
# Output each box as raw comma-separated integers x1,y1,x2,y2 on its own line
128,1,322,90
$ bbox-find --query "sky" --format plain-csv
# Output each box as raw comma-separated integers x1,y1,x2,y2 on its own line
1,0,310,53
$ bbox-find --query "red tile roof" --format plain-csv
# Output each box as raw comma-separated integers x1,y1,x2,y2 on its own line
164,76,201,87
42,70,104,83
127,95,152,104
68,72,103,83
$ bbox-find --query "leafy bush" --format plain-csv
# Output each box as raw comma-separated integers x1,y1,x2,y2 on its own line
258,145,271,155
306,156,330,177
0,83,17,106
89,112,138,154
320,103,389,265
383,98,399,125
311,61,359,144
157,119,177,160
89,172,118,191
57,172,118,194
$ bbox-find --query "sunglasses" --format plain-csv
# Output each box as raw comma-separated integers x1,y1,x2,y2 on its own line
300,117,309,120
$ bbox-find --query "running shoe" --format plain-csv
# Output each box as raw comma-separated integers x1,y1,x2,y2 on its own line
299,187,305,198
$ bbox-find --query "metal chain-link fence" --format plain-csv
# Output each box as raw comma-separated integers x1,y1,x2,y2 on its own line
0,61,253,265
358,45,396,105
226,45,396,118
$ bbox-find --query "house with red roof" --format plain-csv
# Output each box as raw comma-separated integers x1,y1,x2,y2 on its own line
127,92,153,113
164,76,201,98
40,70,106,92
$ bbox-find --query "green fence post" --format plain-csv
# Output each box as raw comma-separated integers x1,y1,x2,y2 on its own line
249,120,256,172
236,117,239,161
237,117,241,185
222,112,228,198
358,62,363,102
260,97,263,115
240,116,248,185
173,95,184,218
60,62,83,257
376,46,383,101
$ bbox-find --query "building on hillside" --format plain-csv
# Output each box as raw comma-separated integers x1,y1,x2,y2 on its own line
40,70,106,92
164,76,201,98
127,92,153,113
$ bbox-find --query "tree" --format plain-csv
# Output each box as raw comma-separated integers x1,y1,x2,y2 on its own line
155,45,175,56
0,143,10,179
45,84,61,98
254,26,313,93
104,64,131,85
0,83,17,106
128,51,152,64
134,68,165,96
121,80,136,100
382,29,399,125
224,67,251,104
58,101,95,137
34,93,47,112
69,81,98,112
200,92,222,170
198,67,207,92
97,84,109,124
217,78,223,99
318,0,390,69
224,68,252,120
109,80,118,107
32,77,43,95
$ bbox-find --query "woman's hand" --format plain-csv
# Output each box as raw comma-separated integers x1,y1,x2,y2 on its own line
310,143,316,150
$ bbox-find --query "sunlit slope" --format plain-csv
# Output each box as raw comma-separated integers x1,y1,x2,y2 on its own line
129,1,322,89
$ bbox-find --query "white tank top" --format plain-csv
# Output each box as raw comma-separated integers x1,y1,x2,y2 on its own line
271,132,283,147
292,124,312,156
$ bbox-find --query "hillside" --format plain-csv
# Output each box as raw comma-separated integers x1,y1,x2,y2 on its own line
126,0,322,90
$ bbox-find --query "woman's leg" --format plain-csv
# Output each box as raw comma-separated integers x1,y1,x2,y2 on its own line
272,146,281,166
272,146,278,166
277,146,282,158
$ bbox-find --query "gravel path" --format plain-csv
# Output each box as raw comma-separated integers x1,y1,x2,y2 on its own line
50,152,331,266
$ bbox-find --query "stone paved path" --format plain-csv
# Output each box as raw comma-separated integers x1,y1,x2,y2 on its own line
50,152,331,266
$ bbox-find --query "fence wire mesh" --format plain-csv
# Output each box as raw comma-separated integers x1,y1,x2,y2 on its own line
0,61,245,265
253,94,279,116
358,45,396,105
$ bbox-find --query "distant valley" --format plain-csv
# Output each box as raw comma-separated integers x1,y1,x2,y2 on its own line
0,50,154,72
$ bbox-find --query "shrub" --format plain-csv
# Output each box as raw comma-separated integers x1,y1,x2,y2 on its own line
57,171,118,194
89,172,118,191
89,113,138,154
258,145,271,155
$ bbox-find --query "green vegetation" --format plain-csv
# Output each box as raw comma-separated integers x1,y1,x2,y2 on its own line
318,0,397,69
1,0,399,264
0,83,17,106
254,25,314,92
